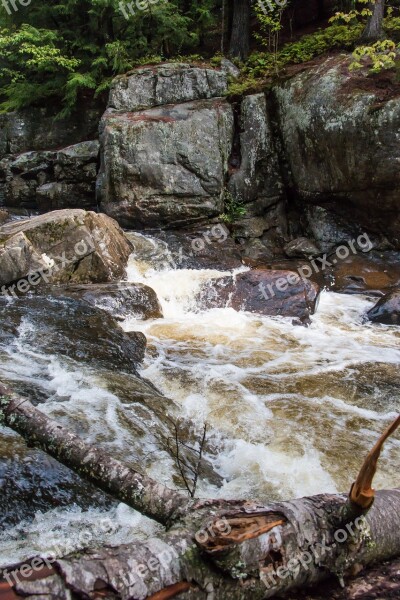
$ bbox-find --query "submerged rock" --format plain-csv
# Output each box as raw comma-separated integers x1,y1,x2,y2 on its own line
331,252,400,296
0,209,132,289
367,290,400,325
197,269,320,321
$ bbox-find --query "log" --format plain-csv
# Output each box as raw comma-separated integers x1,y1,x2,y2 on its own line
0,384,188,525
1,383,399,599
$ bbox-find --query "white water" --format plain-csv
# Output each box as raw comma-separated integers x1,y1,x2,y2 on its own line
0,232,399,566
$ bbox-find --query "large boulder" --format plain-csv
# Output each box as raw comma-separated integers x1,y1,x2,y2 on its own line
108,63,228,112
0,209,133,290
197,269,320,322
274,56,400,248
0,140,99,211
367,289,400,325
98,99,234,228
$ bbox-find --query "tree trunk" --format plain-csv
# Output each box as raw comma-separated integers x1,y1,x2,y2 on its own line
361,0,385,42
229,0,251,61
1,384,400,599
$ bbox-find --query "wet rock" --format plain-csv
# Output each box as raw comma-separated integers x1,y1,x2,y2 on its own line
228,94,286,249
108,63,228,112
274,56,400,247
57,282,163,321
0,209,132,288
197,269,320,321
98,100,234,229
367,290,400,325
284,237,320,258
0,295,146,370
330,252,400,296
305,206,362,254
0,445,113,528
0,141,99,211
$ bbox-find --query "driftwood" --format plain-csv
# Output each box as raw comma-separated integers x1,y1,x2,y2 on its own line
0,383,399,600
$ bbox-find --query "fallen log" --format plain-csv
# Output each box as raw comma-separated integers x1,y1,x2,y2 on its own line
0,383,399,599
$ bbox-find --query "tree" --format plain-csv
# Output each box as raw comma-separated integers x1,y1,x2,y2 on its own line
361,0,385,42
1,382,400,599
229,0,251,60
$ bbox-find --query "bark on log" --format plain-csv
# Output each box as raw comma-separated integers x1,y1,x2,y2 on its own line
1,384,399,599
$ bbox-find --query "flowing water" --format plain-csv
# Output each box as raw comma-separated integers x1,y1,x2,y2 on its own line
0,232,399,567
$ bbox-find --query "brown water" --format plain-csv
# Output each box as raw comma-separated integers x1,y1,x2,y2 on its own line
0,232,399,566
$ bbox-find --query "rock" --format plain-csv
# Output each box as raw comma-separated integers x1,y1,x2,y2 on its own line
228,94,283,207
274,56,400,247
0,209,9,225
57,282,163,321
284,237,320,258
0,209,133,289
36,181,95,212
367,290,400,325
0,106,101,160
0,141,99,211
196,269,320,321
0,294,146,370
108,63,228,112
331,252,400,296
148,227,243,270
228,94,286,244
305,206,362,254
98,99,234,228
220,58,241,79
0,445,113,528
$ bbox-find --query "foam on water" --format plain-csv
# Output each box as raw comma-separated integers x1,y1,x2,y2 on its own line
0,233,399,566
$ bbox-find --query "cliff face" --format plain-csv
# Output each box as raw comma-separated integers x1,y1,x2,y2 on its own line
273,55,400,251
1,56,399,253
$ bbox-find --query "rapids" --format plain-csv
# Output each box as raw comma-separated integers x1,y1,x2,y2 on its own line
0,232,399,567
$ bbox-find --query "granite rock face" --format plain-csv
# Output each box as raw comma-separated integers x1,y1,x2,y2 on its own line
0,140,99,211
98,99,234,229
0,106,101,159
274,56,400,248
108,63,229,112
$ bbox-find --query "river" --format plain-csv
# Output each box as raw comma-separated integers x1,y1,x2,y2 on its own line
0,232,399,567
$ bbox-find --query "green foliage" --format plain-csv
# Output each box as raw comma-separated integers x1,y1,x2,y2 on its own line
220,191,246,224
350,39,399,73
329,0,373,25
254,0,291,64
229,22,363,95
0,0,220,114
